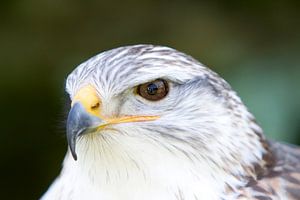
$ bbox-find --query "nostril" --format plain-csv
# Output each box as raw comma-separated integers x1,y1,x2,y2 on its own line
91,102,100,110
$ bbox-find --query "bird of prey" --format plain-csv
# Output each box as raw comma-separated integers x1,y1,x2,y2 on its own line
41,45,300,200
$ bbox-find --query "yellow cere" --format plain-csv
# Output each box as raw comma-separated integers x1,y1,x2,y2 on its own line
72,85,160,129
72,85,101,117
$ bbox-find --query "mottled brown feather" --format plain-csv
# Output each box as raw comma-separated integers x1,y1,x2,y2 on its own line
240,141,300,199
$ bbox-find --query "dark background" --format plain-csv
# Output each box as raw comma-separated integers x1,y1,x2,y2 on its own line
0,0,299,199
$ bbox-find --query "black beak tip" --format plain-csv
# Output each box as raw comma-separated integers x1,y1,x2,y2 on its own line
70,148,78,161
67,130,78,161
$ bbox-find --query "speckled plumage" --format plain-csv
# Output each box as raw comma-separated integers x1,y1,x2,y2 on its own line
42,45,300,200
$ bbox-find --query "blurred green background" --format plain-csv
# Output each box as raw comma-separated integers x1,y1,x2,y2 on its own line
0,0,299,199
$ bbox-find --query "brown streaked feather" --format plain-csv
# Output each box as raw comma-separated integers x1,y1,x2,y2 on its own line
239,141,300,199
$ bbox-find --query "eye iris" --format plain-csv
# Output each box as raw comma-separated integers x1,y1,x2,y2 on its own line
137,79,169,101
147,83,158,95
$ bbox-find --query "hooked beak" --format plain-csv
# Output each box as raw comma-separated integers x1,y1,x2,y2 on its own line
66,102,105,161
66,85,160,161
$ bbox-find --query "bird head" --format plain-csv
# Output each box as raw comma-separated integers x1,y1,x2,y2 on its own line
65,45,267,185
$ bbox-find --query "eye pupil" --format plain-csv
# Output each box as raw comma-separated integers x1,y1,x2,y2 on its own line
137,79,169,101
147,83,158,95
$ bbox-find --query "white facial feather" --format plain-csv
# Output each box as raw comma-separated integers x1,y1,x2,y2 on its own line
42,44,268,200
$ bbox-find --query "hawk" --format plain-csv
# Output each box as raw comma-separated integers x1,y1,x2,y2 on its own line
41,45,300,200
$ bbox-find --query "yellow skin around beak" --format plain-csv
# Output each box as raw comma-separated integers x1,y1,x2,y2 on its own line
72,85,103,117
72,85,160,130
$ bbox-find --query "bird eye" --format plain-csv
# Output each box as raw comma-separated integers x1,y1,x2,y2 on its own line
137,79,169,101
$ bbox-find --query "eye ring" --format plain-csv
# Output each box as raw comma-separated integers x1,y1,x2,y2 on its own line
136,79,169,101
